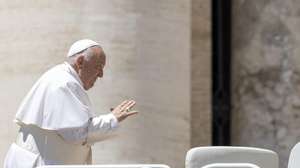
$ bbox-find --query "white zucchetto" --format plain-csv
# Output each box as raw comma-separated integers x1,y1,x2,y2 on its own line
67,39,100,57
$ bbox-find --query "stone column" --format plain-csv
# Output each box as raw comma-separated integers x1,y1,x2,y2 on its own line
0,1,213,167
0,1,193,168
191,0,212,147
83,1,191,168
232,0,300,167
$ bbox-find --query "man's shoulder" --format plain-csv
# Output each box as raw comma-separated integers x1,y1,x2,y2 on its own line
40,64,81,90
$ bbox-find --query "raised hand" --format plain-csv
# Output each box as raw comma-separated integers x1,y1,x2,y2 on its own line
111,100,138,122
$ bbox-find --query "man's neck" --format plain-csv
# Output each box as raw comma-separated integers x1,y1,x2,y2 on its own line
66,61,79,74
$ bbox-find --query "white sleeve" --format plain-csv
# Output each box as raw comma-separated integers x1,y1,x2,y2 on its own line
87,113,119,144
57,126,88,145
57,113,119,145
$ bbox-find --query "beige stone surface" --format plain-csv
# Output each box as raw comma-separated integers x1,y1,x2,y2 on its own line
0,1,212,167
232,0,300,167
191,0,211,147
0,1,209,168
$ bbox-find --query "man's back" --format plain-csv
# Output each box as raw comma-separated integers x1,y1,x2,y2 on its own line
15,63,93,130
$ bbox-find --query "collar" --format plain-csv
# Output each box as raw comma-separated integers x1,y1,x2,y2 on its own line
63,62,84,87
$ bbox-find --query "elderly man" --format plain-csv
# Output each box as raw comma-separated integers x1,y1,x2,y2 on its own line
4,39,138,167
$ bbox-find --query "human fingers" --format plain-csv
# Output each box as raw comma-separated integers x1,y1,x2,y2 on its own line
124,100,136,111
126,111,139,116
120,100,134,113
121,111,139,121
118,110,139,122
122,100,136,111
116,100,129,109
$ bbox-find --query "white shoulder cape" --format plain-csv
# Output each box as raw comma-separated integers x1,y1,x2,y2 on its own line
15,62,95,130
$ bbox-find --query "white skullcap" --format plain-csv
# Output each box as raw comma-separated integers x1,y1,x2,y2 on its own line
67,39,100,57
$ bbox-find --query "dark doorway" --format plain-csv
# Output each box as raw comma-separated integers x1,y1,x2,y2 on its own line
212,0,232,145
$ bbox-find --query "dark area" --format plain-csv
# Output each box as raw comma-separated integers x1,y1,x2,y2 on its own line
212,0,232,145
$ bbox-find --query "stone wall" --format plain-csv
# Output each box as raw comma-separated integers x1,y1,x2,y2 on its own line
231,0,300,167
191,0,212,147
0,1,211,168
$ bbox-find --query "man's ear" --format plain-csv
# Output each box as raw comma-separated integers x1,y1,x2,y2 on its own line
75,55,85,69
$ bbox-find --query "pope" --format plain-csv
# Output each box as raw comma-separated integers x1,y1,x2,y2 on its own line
4,39,138,167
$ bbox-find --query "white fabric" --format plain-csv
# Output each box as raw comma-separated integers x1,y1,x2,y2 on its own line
288,142,300,168
5,125,91,167
201,163,260,168
4,143,39,168
58,113,118,145
67,39,100,57
15,62,95,130
185,146,278,168
4,114,118,168
37,164,170,168
5,62,120,167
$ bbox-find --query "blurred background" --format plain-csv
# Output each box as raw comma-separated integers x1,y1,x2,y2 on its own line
0,1,298,168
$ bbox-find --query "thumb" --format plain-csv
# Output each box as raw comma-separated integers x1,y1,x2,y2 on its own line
126,111,139,117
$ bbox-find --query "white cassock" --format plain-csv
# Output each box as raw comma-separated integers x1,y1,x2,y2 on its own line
4,62,118,168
